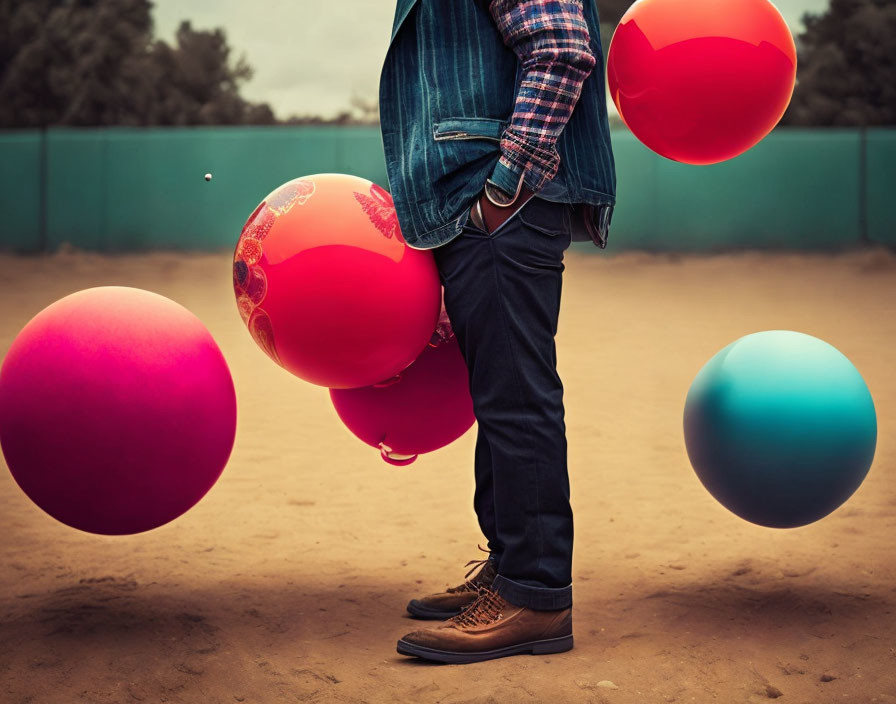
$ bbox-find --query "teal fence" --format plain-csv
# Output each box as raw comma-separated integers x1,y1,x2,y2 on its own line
0,127,893,252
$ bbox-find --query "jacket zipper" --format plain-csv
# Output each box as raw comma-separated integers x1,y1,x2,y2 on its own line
433,131,501,143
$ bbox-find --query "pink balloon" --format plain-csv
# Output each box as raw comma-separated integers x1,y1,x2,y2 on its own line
329,308,475,465
0,287,237,535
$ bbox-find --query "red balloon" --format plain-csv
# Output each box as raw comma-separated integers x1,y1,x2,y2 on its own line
234,174,441,389
0,287,237,535
607,0,797,164
329,308,475,466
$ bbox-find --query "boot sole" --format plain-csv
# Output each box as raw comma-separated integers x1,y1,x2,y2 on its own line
405,600,463,620
396,634,573,664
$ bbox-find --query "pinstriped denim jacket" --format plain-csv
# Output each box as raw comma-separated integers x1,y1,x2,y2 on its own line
378,0,616,250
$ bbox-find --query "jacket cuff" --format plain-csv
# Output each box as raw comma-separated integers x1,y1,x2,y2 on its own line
487,158,525,200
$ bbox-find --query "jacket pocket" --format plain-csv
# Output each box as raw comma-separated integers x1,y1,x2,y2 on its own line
430,117,507,222
432,117,507,142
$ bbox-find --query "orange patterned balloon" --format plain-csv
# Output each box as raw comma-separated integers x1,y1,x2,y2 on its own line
233,174,441,389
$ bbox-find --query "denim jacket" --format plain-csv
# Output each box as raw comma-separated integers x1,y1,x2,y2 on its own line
378,0,616,250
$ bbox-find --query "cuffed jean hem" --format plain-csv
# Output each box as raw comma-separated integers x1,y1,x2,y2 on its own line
491,574,572,611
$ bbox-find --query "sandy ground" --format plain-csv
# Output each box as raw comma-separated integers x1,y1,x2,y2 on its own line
0,247,895,704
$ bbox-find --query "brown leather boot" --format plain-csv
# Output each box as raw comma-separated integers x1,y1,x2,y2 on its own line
406,549,498,620
397,586,573,664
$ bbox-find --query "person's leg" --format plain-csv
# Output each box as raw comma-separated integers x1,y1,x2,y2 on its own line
472,424,503,558
433,227,502,559
432,198,573,611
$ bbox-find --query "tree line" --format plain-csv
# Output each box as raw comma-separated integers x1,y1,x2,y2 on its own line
0,0,892,128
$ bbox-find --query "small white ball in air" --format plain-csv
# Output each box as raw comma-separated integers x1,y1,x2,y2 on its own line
204,173,212,182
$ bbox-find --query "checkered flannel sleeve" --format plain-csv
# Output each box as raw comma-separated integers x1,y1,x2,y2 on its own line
488,0,597,194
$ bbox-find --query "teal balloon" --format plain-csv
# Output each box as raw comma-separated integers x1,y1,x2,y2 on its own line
684,331,877,528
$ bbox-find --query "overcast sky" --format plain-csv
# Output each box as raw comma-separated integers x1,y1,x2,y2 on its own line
152,0,830,120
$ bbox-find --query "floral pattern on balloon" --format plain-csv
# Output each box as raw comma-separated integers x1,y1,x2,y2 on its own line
233,179,316,365
247,309,280,365
268,179,316,216
354,183,401,241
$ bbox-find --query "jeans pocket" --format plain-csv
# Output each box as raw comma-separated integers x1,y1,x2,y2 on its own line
517,198,572,238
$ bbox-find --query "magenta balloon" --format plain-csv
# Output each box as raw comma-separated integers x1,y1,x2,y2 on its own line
329,318,475,465
0,287,237,535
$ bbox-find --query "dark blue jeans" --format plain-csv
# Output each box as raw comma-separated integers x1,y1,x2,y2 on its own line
431,197,574,611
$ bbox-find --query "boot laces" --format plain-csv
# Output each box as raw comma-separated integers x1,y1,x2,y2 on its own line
449,586,507,628
446,545,494,594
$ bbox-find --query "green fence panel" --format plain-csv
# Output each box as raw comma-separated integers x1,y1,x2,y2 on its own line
866,129,896,246
1,126,893,252
334,127,390,187
44,127,389,251
609,129,862,251
600,132,658,248
0,132,42,251
46,131,107,250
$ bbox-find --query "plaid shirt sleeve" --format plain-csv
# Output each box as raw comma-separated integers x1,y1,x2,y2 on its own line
486,0,597,196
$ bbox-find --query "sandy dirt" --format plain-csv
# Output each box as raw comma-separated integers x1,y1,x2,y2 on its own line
0,247,895,704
